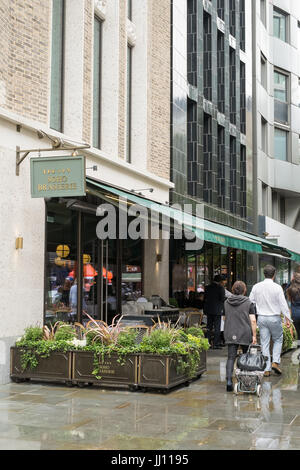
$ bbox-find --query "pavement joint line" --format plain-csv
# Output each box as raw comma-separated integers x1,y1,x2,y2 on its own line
289,415,299,426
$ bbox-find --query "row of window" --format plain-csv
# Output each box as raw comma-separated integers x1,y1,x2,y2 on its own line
50,0,132,163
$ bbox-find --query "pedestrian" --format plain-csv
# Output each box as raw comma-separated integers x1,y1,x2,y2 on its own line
249,265,292,377
204,275,226,349
223,280,257,392
286,273,300,345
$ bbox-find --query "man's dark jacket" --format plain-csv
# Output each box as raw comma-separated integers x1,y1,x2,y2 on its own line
204,282,226,316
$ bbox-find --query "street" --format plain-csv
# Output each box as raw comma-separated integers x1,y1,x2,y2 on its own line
1,349,300,450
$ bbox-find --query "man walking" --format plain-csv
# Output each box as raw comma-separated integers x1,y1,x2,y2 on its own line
249,265,292,377
204,275,226,349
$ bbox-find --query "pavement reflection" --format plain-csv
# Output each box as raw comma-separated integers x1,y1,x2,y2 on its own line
0,349,299,449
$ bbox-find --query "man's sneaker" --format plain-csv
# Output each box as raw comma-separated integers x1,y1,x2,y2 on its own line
264,371,271,377
272,363,282,375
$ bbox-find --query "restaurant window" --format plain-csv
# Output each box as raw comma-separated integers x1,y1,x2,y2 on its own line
274,70,289,125
93,17,102,149
122,239,143,303
50,0,65,132
45,202,78,325
273,7,288,43
274,128,288,161
196,253,205,292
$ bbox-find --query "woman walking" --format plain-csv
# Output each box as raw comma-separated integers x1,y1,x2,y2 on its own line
287,274,300,344
223,281,257,392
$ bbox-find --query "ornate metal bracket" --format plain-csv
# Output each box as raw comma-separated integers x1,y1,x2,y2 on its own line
16,130,90,176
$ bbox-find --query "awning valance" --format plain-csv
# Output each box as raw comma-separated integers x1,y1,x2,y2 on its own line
86,178,293,258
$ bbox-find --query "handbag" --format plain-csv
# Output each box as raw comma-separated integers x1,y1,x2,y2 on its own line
237,344,267,372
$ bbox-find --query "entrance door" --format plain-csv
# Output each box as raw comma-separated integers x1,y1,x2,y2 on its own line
82,215,118,325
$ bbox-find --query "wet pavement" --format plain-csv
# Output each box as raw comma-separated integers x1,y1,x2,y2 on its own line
1,348,300,450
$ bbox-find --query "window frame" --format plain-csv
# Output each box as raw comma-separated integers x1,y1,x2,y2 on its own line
260,52,267,90
273,6,289,43
274,68,290,126
274,127,289,162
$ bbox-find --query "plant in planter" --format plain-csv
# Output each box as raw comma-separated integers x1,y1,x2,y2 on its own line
15,322,80,373
139,326,209,379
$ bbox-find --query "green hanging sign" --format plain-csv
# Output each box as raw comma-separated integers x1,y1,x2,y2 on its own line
30,155,86,198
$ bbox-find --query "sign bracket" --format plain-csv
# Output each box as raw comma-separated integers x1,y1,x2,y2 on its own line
16,131,90,176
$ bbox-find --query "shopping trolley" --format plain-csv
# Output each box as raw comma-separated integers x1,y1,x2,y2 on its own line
234,345,266,397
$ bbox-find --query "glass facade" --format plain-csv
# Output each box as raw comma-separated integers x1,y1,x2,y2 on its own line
50,0,64,132
171,0,253,232
45,194,144,326
170,240,247,300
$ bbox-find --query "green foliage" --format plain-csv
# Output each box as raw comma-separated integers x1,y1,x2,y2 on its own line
16,340,73,372
116,329,138,348
54,324,76,342
21,326,44,342
185,327,205,338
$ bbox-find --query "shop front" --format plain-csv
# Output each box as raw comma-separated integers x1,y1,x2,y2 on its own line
44,179,171,326
170,239,247,305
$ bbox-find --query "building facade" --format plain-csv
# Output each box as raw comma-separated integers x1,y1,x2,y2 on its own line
253,0,300,281
0,0,172,384
170,0,257,297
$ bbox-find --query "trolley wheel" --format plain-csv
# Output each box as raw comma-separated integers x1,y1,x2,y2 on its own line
234,383,239,395
65,381,74,388
256,384,262,397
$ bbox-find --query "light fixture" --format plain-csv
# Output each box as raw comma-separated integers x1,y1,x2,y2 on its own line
131,188,154,193
156,254,162,263
15,237,23,250
86,165,98,171
66,199,97,214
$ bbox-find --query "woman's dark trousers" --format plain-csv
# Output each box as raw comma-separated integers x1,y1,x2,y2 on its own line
226,344,248,385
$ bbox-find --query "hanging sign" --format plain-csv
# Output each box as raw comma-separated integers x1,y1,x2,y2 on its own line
30,155,86,198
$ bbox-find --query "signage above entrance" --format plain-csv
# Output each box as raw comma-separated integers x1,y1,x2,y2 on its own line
30,155,86,198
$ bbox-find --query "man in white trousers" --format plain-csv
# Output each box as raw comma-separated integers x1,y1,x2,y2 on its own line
249,265,292,377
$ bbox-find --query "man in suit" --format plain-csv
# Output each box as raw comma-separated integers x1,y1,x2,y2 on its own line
204,275,226,349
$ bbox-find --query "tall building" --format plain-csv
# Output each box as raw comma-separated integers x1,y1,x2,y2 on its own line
0,0,172,384
253,0,300,282
170,0,300,300
170,0,258,297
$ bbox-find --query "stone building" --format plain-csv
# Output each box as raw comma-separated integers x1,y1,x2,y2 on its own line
0,0,172,384
253,0,300,281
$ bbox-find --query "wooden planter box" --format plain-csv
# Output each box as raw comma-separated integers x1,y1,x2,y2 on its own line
72,351,138,390
10,347,73,385
138,350,207,392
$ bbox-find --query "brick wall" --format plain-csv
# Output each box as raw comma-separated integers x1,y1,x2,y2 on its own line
147,0,171,180
0,0,50,123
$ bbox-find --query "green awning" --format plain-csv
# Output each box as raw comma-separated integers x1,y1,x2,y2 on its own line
289,251,300,263
86,178,291,257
